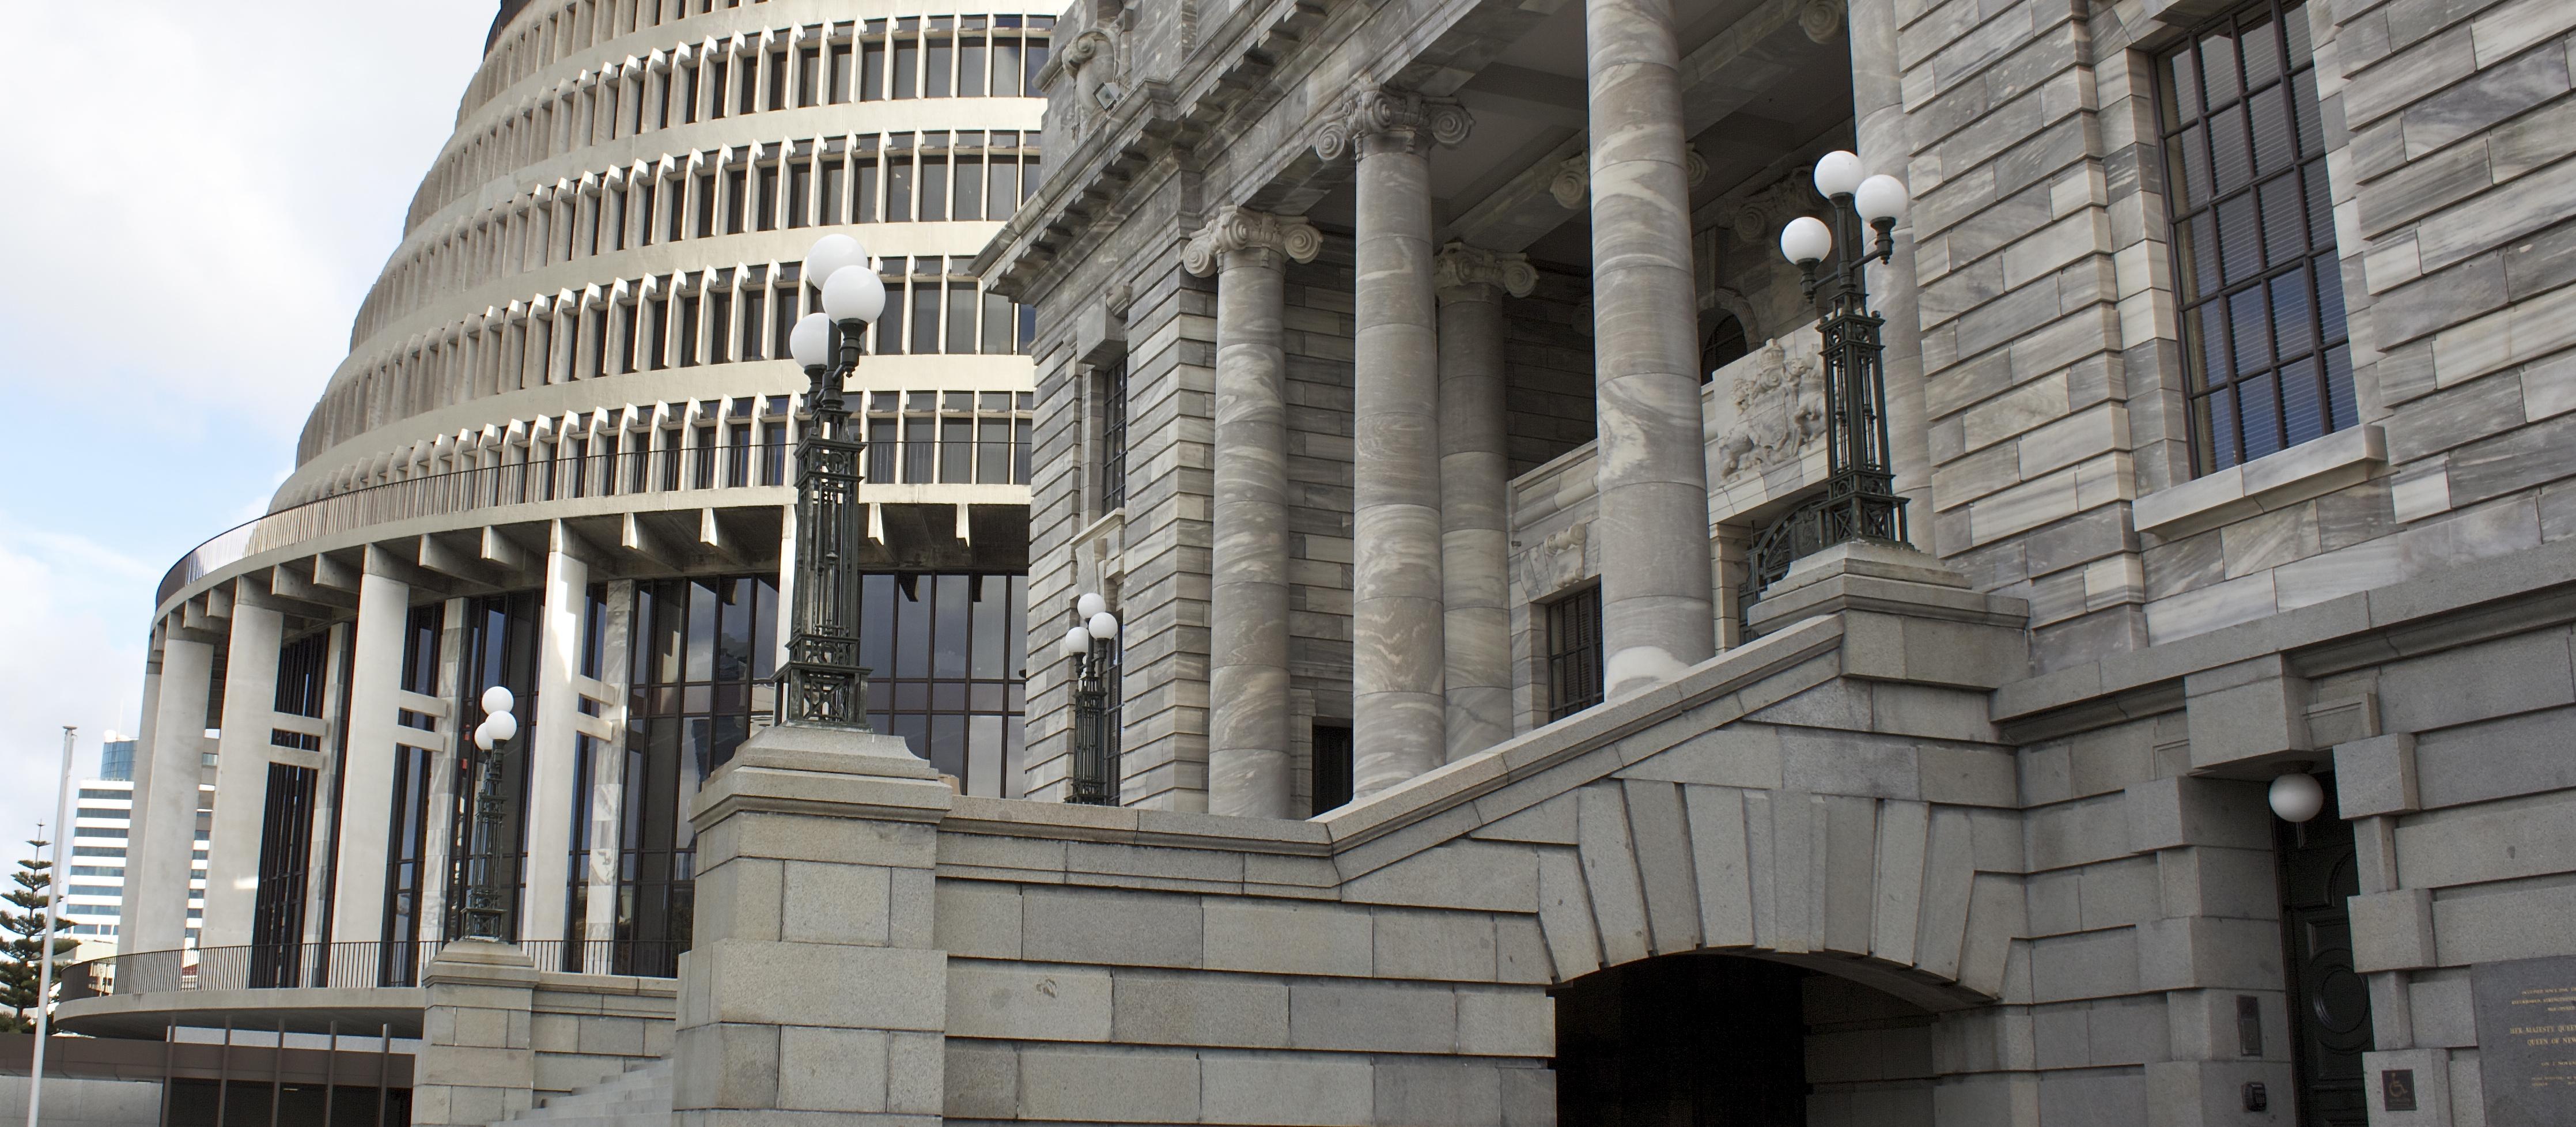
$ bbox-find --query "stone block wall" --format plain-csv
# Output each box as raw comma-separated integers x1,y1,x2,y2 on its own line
529,970,678,1098
1898,0,2576,674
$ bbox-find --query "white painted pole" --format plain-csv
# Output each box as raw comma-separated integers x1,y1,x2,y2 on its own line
28,725,75,1127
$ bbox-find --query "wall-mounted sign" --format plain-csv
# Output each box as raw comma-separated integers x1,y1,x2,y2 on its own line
2473,955,2576,1127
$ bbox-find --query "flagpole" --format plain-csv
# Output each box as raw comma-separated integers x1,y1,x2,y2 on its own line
29,725,75,1127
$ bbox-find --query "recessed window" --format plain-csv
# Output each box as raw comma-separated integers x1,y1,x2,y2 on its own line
2157,0,2350,474
1546,586,1605,721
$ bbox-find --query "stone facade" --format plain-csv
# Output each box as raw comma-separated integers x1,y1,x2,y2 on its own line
947,0,2576,1117
415,0,2576,1120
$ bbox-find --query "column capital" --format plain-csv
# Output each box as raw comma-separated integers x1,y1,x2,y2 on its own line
1313,88,1473,161
1433,241,1538,300
1182,206,1323,276
1549,145,1710,208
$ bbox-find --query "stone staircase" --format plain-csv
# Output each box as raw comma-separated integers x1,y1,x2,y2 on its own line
489,1058,671,1126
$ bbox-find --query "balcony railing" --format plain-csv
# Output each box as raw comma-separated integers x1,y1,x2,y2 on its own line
58,938,684,1000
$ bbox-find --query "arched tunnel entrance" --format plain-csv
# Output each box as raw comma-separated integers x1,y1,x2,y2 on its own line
1553,954,1939,1126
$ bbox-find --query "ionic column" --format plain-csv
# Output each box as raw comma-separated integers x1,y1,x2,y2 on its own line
1183,206,1321,819
1848,0,1935,550
127,627,213,959
519,521,591,948
201,588,285,950
1315,90,1472,799
330,557,412,943
1433,243,1537,759
1585,0,1719,695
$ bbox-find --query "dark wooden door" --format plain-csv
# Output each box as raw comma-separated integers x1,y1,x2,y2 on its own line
2276,778,2373,1126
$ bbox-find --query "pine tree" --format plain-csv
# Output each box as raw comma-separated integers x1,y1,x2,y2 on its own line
0,836,80,1034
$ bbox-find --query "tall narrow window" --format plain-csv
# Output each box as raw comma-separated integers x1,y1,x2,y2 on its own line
892,20,919,98
1311,724,1352,816
2159,0,2347,474
709,59,728,119
755,165,778,230
819,156,846,225
787,161,812,228
740,288,765,360
959,25,989,96
886,137,914,221
725,169,747,234
677,293,701,366
925,21,954,97
920,150,949,221
1546,585,1605,721
1098,362,1128,513
829,43,853,103
861,35,886,101
797,46,820,106
708,291,731,364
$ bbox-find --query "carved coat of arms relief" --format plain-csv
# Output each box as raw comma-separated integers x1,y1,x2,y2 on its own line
1712,337,1828,484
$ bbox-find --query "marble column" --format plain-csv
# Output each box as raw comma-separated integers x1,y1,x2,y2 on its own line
1317,90,1473,799
1848,0,1936,551
1183,206,1321,819
1585,0,1719,696
1433,242,1537,760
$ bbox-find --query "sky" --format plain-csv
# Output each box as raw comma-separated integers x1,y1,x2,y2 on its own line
0,2,496,869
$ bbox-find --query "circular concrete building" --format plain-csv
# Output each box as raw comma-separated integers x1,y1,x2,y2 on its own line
74,0,1054,1046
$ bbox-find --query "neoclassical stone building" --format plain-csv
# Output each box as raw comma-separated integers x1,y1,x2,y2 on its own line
676,0,2576,1117
80,0,2576,1121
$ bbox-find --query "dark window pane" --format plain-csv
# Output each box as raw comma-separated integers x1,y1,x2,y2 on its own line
2279,356,2324,447
2248,85,2295,177
933,576,970,678
2270,271,2315,360
2238,370,2283,461
2259,177,2308,267
940,418,973,482
2218,195,2263,283
2239,7,2281,92
2210,104,2252,194
2229,286,2273,375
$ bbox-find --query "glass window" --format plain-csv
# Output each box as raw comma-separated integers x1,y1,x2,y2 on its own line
787,161,811,229
941,418,973,482
956,153,984,220
892,28,918,99
993,36,1022,96
948,281,977,353
905,418,936,482
912,275,941,353
959,32,988,96
2159,0,2347,474
1546,586,1604,721
861,38,886,101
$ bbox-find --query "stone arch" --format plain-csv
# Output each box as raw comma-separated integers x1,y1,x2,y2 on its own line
1515,778,2011,1013
1329,622,2026,1014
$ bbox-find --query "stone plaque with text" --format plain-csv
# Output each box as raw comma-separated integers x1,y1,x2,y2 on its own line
2474,956,2576,1127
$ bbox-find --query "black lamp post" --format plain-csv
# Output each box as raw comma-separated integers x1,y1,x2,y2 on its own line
777,235,888,729
461,686,517,942
1740,149,1913,615
1057,593,1120,805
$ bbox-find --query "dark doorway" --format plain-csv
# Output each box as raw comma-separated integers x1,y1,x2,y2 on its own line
1555,956,1810,1126
2276,775,2372,1126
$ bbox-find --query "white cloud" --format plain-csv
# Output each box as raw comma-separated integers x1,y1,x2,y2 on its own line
0,0,494,894
0,523,155,857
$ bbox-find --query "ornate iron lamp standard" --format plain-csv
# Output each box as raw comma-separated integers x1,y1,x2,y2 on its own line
460,686,519,941
778,233,890,729
1057,593,1121,805
1739,150,1915,615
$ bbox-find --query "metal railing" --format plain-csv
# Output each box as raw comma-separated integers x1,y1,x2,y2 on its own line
58,937,685,1000
157,444,795,606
